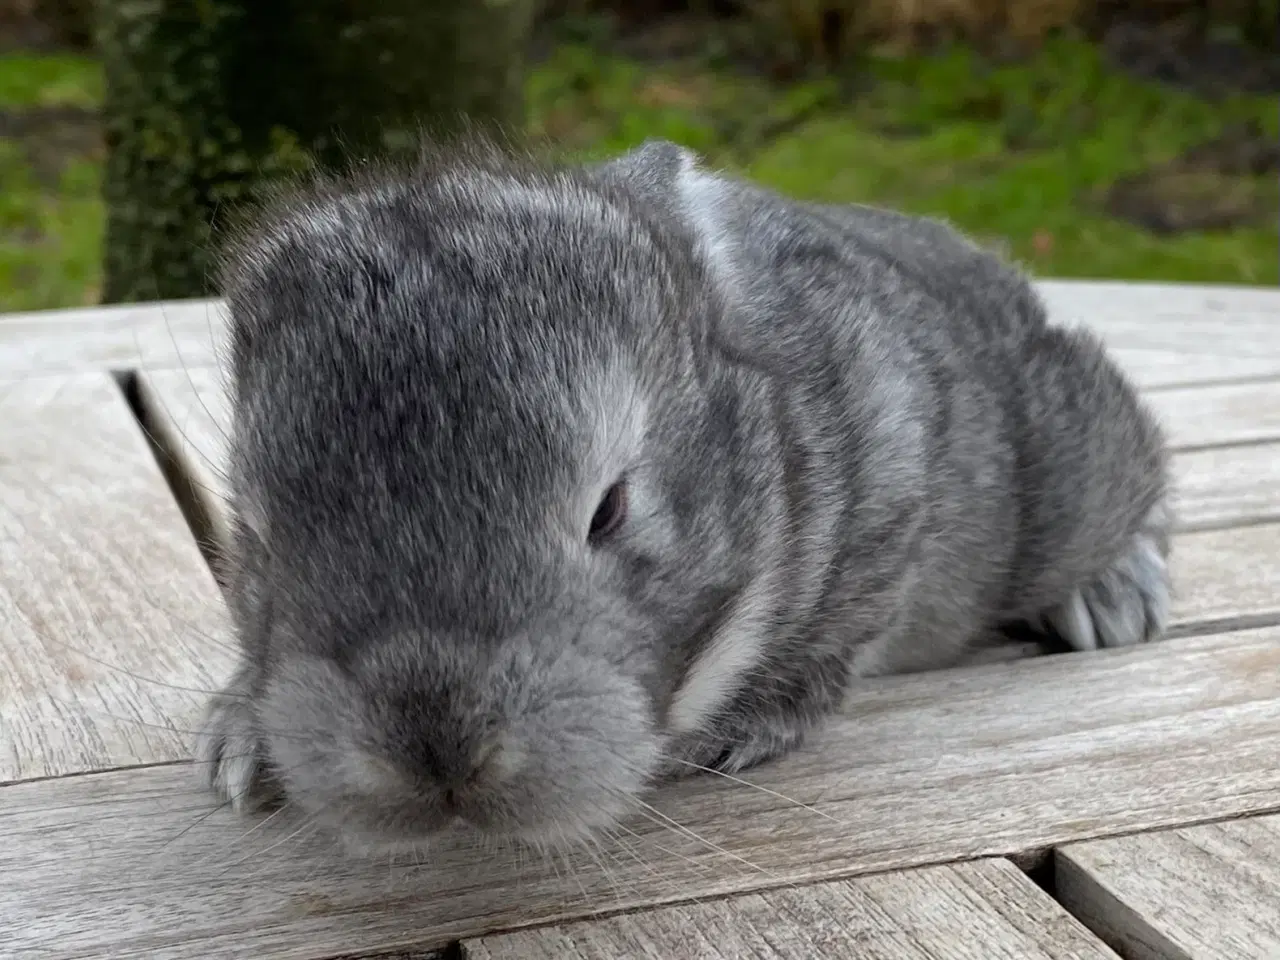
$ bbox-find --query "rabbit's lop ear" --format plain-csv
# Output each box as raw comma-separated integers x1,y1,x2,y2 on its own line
592,138,698,202
594,139,730,265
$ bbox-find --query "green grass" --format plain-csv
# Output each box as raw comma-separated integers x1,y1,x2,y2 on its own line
0,53,101,108
0,53,103,312
526,35,1279,284
1,35,1276,312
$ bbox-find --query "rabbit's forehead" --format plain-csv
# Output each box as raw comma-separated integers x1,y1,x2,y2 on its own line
439,169,630,230
233,337,647,533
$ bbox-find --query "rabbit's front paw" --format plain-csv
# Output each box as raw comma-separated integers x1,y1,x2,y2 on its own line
665,715,810,780
196,668,277,812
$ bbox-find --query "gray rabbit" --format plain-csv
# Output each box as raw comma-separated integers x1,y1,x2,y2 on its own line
200,137,1171,853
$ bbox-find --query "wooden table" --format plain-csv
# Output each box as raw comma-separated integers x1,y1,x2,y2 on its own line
3,280,1279,960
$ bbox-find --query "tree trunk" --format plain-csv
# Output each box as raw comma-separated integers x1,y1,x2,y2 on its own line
98,0,535,305
33,0,95,49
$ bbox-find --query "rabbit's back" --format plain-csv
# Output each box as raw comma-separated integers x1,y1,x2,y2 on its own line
662,147,1167,677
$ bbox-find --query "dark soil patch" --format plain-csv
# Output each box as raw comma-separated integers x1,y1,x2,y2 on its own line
1181,119,1280,176
1102,169,1274,233
1099,121,1279,234
0,105,101,185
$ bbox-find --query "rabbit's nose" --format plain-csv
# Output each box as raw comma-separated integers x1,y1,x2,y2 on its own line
424,728,521,795
440,736,514,807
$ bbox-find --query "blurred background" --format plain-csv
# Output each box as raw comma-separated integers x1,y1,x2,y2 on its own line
0,0,1276,314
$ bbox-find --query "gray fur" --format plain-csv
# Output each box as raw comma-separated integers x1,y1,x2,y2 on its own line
199,137,1172,854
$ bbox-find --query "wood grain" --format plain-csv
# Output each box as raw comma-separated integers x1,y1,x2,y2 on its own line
1169,523,1280,628
1146,380,1280,450
1173,444,1280,531
0,374,236,783
2,627,1277,960
5,282,1280,959
468,859,1119,959
1055,814,1280,960
0,297,225,379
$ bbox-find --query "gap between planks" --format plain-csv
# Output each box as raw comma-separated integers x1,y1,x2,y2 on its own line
1056,812,1280,960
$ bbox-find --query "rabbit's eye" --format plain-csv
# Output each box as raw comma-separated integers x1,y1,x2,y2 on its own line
588,480,628,543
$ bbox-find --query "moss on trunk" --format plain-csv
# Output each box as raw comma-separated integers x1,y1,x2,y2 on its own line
98,0,535,304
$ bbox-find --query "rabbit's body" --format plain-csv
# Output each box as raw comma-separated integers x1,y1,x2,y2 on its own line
627,143,1171,771
201,138,1171,852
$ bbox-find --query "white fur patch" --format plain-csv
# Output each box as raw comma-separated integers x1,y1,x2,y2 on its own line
666,493,784,736
666,579,774,735
672,152,741,295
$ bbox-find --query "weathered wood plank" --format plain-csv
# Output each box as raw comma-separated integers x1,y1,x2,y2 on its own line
1169,524,1280,628
0,374,235,783
1055,814,1280,960
4,281,1278,389
0,297,224,379
1146,380,1280,450
1173,444,1280,531
469,859,1119,959
1036,280,1280,390
2,627,1277,960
